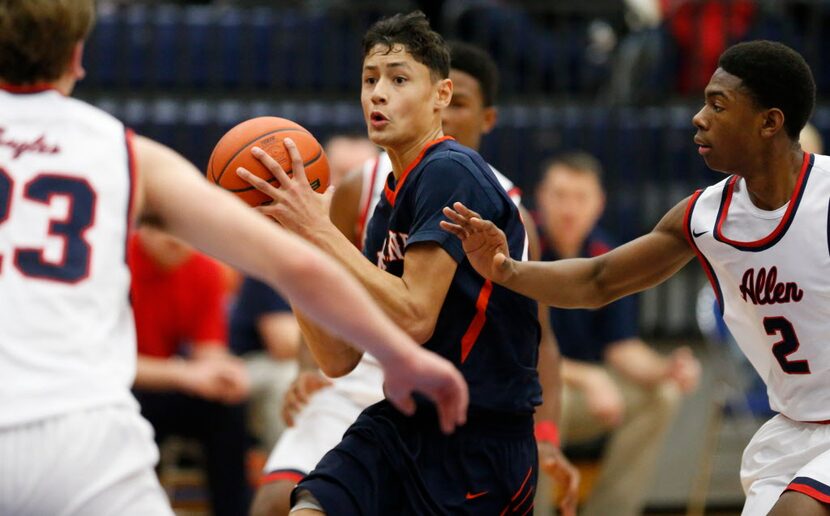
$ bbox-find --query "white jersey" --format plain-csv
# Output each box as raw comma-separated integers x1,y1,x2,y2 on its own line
687,152,830,421
0,87,138,427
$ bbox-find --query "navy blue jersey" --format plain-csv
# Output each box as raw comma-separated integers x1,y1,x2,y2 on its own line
229,277,292,356
363,138,541,414
539,227,638,363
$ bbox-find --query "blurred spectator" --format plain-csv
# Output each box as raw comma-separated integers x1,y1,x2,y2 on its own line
230,277,300,451
534,152,701,516
323,133,379,187
130,220,252,516
664,0,756,94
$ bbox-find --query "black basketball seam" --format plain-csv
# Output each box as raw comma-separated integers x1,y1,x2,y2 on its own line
223,147,325,193
215,126,312,183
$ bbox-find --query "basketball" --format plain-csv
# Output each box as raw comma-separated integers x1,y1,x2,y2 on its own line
207,116,330,207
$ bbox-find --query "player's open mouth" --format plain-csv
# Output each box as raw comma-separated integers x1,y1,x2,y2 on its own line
370,111,389,128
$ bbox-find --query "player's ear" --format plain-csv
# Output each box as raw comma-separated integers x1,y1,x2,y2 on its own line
482,106,498,135
435,78,452,110
760,108,785,139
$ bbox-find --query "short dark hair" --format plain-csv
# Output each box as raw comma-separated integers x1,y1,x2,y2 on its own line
541,151,604,184
362,11,450,81
0,0,95,84
448,41,499,107
718,40,816,140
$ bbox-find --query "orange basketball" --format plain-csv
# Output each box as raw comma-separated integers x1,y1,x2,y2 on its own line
207,116,330,207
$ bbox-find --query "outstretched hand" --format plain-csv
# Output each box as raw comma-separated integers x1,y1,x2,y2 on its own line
236,138,335,239
382,346,469,435
539,442,580,516
440,202,515,284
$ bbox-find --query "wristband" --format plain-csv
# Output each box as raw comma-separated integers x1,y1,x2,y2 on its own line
534,420,560,447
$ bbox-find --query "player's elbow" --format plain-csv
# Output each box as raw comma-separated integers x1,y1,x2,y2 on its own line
316,351,361,378
400,308,436,345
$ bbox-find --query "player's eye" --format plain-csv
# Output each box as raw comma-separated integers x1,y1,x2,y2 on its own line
393,76,407,85
363,76,377,85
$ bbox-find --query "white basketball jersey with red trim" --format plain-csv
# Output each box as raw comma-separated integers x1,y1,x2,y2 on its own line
0,89,137,427
687,152,830,421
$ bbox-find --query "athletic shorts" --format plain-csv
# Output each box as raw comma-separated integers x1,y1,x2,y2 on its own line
293,400,538,516
741,414,830,515
262,386,368,484
0,405,173,516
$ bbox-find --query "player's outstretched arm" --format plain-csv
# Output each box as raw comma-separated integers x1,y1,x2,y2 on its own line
134,135,468,433
442,199,696,308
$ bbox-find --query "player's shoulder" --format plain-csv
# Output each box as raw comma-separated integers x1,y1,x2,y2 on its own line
809,152,830,178
420,140,489,181
58,94,126,134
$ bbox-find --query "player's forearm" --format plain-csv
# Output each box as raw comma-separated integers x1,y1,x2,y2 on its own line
502,257,609,308
503,231,695,309
306,225,440,343
293,307,363,377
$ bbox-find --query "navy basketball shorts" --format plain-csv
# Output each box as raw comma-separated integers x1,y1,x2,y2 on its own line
292,400,538,515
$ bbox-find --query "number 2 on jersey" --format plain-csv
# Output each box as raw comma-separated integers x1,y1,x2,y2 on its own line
0,168,96,283
764,316,811,374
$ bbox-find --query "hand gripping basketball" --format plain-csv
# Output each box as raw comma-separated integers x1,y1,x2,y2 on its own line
236,138,335,238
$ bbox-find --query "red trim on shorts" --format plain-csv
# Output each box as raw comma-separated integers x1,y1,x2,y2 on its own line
383,136,454,206
499,466,535,515
261,470,305,486
460,280,493,363
511,466,533,501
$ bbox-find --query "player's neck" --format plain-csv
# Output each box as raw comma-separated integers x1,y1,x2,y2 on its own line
741,146,805,211
386,127,444,179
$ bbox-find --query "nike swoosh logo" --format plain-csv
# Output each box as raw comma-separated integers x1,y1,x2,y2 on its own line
692,229,708,238
465,490,489,500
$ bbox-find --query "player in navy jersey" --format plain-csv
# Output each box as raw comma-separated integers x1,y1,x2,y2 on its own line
238,11,542,515
444,41,830,516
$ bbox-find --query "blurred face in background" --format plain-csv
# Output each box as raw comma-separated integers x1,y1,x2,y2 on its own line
324,135,379,187
137,225,193,269
441,69,496,151
536,164,605,253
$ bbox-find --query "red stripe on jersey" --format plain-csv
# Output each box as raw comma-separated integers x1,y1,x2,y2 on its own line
786,482,830,504
0,83,57,94
460,280,493,363
714,152,811,248
356,156,380,248
384,136,454,207
260,470,305,486
684,189,723,313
